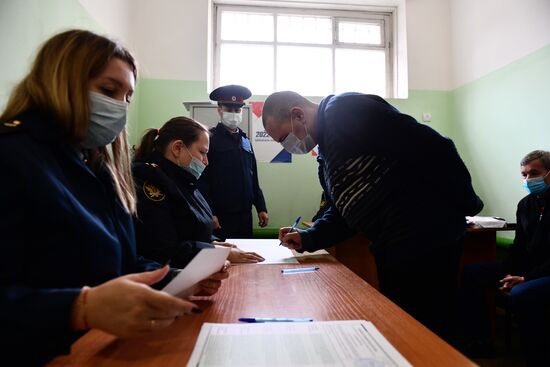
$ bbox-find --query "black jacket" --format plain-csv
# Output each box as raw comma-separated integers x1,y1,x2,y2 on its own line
505,191,550,280
198,123,267,215
0,110,160,365
133,152,214,269
301,93,484,266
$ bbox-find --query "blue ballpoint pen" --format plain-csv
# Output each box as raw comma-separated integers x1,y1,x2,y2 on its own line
279,215,302,246
281,267,320,274
238,317,314,323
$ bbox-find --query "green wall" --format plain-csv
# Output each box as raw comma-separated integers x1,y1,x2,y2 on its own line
0,0,102,110
130,80,453,229
4,0,548,235
451,44,550,236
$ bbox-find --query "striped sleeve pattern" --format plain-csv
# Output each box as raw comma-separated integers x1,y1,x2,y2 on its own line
325,155,395,228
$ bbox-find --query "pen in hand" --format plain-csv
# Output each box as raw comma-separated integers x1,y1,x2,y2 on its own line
279,216,302,246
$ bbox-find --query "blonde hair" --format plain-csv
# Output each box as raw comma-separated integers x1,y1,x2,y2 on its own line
0,29,137,213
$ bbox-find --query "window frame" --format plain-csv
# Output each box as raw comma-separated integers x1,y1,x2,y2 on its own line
213,4,394,97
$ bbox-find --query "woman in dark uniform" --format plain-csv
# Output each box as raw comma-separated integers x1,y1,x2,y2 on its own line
133,117,264,267
0,30,227,366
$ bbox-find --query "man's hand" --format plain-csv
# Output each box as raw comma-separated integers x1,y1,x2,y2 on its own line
258,211,269,227
499,274,525,293
278,227,303,250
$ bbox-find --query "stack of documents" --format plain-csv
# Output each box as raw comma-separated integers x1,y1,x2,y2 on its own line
187,320,411,366
466,216,507,228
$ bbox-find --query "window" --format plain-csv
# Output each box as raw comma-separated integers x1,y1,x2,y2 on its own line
213,4,394,97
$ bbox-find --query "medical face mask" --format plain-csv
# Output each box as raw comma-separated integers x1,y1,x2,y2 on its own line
281,120,316,154
82,91,128,149
523,171,550,195
221,111,242,130
180,146,206,180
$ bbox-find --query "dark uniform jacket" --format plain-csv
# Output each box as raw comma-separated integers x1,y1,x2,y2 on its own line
133,152,214,269
198,123,267,216
505,191,550,280
300,93,484,267
0,110,161,365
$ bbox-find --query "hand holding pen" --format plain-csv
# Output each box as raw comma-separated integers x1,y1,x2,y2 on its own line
278,216,302,249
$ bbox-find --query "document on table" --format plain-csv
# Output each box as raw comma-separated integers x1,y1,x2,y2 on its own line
162,247,230,298
227,238,299,264
466,215,507,228
187,320,412,367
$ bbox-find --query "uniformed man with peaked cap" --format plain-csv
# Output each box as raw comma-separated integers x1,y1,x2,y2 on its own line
198,85,268,239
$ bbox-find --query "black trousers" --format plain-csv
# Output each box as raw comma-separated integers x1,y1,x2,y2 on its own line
375,240,463,342
214,210,253,240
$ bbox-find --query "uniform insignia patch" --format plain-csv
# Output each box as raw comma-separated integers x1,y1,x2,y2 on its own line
143,181,165,201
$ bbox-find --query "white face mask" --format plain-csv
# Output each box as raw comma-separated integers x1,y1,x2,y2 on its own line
82,91,128,149
221,111,242,130
281,120,316,154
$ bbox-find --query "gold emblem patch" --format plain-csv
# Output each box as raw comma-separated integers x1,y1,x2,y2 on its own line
143,181,165,202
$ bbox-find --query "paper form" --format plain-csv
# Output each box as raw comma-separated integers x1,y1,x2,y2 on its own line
162,248,230,298
187,320,412,367
227,238,299,264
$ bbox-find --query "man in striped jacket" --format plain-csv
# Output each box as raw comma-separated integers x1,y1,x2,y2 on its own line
262,91,483,342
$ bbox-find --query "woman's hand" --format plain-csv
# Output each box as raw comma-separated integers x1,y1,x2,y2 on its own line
212,215,221,230
194,261,230,296
213,241,236,248
74,266,201,338
227,247,265,263
278,227,303,250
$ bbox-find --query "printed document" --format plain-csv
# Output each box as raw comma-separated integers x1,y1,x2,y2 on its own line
187,320,412,367
162,248,230,298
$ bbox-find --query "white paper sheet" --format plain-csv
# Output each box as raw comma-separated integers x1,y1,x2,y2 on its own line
162,248,230,298
227,238,299,264
466,215,507,228
187,320,412,367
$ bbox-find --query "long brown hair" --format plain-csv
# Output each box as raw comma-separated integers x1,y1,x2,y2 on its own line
133,117,209,162
0,29,138,213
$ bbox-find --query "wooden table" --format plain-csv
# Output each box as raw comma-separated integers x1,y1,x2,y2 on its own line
47,254,475,366
319,224,516,289
462,224,516,265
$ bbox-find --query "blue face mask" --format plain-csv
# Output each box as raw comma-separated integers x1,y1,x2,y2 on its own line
523,171,550,195
82,91,128,149
180,146,206,180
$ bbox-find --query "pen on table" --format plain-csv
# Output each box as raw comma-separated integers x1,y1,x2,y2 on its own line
281,267,320,274
238,317,314,323
279,215,302,246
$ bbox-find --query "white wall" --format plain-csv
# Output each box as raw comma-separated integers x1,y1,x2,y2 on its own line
78,0,133,48
406,0,452,90
450,0,550,88
131,0,209,80
78,0,451,92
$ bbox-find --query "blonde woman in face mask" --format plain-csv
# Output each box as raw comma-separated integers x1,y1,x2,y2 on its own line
0,29,228,365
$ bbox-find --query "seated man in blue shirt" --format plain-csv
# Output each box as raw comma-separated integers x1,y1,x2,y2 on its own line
460,150,550,365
